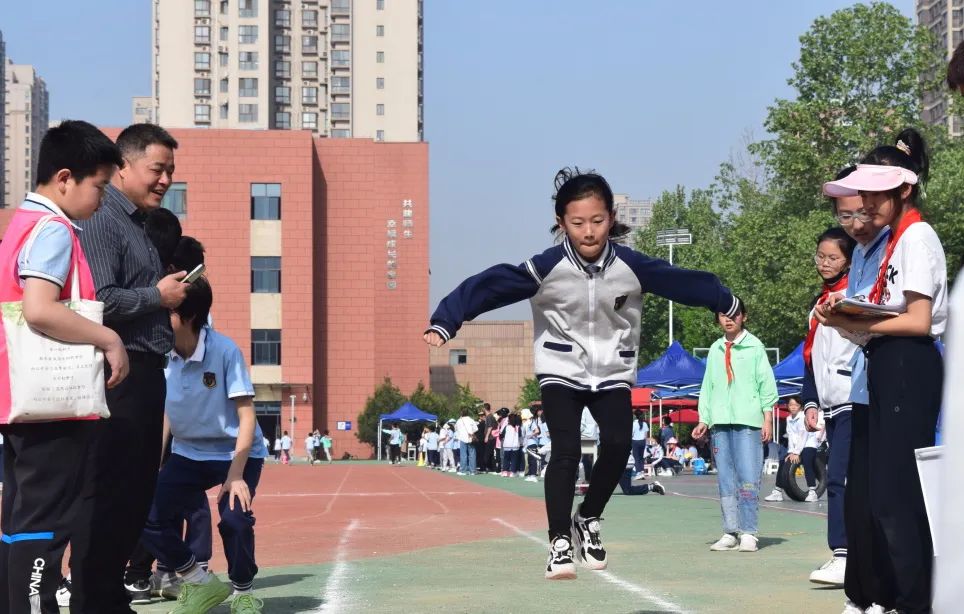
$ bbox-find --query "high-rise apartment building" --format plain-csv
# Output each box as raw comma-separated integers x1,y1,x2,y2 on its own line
614,193,654,234
132,95,156,124
918,0,964,135
152,0,423,141
4,60,48,208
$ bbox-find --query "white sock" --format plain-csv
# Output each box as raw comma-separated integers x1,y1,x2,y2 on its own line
233,588,253,596
180,564,211,585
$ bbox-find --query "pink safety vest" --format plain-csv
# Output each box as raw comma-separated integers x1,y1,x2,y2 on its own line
0,208,98,424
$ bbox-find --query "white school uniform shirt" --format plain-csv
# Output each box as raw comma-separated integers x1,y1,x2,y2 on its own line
786,413,817,454
879,222,947,337
501,424,521,450
632,419,649,441
281,435,292,450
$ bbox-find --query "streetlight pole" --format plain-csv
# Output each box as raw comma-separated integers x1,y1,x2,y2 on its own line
655,229,693,347
289,394,296,459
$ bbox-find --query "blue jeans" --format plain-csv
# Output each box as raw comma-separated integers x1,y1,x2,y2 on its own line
711,425,762,535
459,441,476,473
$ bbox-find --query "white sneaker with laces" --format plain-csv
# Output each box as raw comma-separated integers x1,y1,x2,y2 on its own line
864,605,886,614
710,533,739,551
839,601,863,614
805,489,819,502
571,509,607,570
545,536,577,580
763,488,784,502
738,533,759,552
810,556,846,585
525,475,538,482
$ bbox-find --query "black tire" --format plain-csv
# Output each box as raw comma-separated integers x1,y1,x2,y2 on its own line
780,449,828,502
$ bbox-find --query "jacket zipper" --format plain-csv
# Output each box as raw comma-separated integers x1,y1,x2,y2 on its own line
588,271,597,390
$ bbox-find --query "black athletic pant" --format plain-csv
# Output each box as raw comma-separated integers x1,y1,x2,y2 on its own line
70,357,166,614
541,385,631,538
845,337,941,613
482,438,497,472
0,421,94,614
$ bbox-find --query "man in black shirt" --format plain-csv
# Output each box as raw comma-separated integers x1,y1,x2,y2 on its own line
70,124,188,614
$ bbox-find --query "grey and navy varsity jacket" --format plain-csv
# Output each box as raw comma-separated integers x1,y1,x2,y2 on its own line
428,239,738,392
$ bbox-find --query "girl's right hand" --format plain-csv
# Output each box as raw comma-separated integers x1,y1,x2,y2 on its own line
423,331,445,347
692,422,708,440
104,335,130,389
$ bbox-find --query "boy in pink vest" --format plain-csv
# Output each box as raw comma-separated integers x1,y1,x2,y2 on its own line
0,120,129,613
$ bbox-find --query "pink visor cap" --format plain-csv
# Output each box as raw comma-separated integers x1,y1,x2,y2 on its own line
822,164,919,198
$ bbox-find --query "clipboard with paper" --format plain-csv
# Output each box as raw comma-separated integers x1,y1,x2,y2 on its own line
831,297,902,318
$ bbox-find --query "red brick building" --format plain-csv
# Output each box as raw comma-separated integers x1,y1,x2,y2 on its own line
0,129,429,458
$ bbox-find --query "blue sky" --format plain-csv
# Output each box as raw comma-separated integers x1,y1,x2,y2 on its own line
0,1,913,320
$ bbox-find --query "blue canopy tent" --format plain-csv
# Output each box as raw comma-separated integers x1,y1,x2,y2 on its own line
773,342,805,387
635,341,707,428
377,402,438,461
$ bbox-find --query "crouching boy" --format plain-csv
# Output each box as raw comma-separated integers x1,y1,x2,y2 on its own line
141,277,268,613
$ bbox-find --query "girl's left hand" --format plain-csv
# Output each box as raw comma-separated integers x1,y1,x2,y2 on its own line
761,421,772,444
813,305,856,330
219,477,252,512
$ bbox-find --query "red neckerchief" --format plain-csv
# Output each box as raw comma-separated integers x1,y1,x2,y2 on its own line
803,273,849,366
868,208,923,304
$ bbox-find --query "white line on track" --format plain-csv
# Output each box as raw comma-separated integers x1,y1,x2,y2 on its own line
492,518,689,614
390,471,451,514
315,518,360,613
669,491,828,517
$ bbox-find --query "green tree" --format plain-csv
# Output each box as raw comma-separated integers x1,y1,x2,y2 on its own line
355,378,407,453
517,377,541,409
922,140,964,280
447,383,484,419
751,2,944,214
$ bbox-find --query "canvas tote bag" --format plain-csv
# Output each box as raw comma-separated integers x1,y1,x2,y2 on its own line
1,214,109,421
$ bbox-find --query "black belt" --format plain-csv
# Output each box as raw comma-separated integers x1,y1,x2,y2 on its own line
127,351,168,369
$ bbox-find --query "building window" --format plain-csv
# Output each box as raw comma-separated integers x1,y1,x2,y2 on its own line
332,50,350,67
302,61,318,78
219,52,229,67
332,24,350,42
194,26,211,44
377,0,384,9
239,103,258,123
194,52,211,70
376,25,384,36
302,35,318,54
332,76,350,93
195,0,211,16
252,257,281,293
275,111,291,129
194,104,211,124
449,349,468,366
194,78,211,96
376,50,384,63
275,9,290,27
332,103,350,120
239,51,258,70
239,78,258,97
254,401,281,416
251,183,281,219
239,25,258,44
302,86,318,105
239,0,258,18
220,77,229,93
275,86,290,104
302,112,318,130
275,35,291,54
331,129,350,138
252,329,281,365
275,60,290,78
376,77,384,89
219,26,229,42
219,103,229,119
375,130,384,141
303,9,318,28
162,183,188,216
376,103,384,116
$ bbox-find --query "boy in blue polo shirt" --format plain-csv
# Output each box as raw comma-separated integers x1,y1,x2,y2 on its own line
141,277,267,614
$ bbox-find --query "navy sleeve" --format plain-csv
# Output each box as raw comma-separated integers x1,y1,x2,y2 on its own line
802,362,819,411
427,263,541,342
618,245,738,316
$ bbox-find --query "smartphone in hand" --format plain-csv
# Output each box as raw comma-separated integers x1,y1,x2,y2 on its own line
182,263,206,284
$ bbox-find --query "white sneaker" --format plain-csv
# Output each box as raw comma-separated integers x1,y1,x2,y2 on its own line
571,510,607,570
738,534,759,552
840,601,863,614
763,488,784,502
545,536,577,580
525,475,538,482
864,605,886,614
710,533,739,551
633,472,646,481
456,472,465,476
810,556,846,585
805,489,819,502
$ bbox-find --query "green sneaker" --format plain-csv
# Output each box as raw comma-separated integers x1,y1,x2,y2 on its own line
230,594,264,613
168,576,230,614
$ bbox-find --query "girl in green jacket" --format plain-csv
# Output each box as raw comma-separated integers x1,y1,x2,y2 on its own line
692,300,778,553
